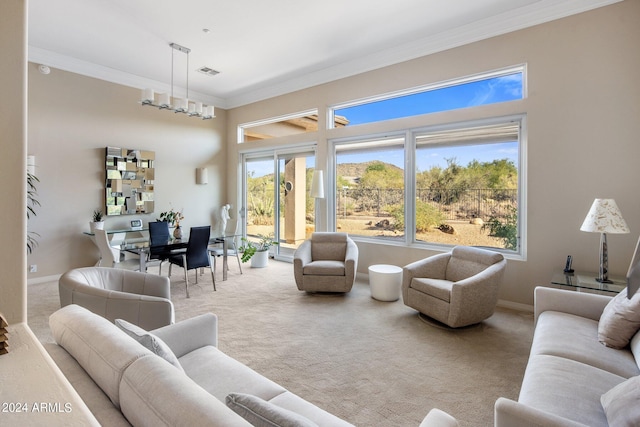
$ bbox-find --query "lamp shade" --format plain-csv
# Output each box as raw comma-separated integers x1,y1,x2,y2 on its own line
580,199,629,234
310,170,324,199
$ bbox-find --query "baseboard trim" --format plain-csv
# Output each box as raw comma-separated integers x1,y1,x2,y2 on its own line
28,274,61,286
497,299,533,313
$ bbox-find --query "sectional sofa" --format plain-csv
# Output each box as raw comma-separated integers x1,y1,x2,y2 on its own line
495,287,640,426
46,304,354,426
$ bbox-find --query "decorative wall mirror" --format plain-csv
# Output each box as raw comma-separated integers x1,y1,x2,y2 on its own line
105,147,155,215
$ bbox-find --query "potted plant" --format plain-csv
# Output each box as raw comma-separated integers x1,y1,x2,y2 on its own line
239,234,278,268
90,209,105,232
158,207,184,238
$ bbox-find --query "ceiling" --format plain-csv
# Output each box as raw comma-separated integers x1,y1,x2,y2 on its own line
28,0,620,109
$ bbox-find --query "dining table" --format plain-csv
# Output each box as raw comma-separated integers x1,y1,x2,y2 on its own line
120,234,239,281
85,228,239,281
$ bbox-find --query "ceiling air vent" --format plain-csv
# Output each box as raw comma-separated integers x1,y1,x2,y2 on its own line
197,66,220,77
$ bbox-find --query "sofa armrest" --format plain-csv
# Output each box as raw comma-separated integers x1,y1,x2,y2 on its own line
402,253,450,298
152,313,218,358
419,408,459,427
534,287,612,325
293,239,312,287
345,238,359,281
494,398,589,427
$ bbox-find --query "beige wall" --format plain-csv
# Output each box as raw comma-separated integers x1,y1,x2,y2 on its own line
227,1,640,307
0,0,28,324
26,67,228,279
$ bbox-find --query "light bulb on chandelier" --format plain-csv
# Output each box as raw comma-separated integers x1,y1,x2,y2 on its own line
140,43,215,120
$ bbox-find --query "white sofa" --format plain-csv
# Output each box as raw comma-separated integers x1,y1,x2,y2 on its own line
495,287,640,426
45,304,353,426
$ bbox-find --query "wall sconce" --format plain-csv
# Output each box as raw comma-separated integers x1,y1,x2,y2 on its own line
310,170,325,199
196,167,208,185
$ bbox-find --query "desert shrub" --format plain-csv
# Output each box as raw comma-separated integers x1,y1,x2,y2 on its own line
482,205,518,250
388,200,446,232
250,198,274,225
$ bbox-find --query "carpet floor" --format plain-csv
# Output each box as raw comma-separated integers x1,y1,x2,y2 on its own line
28,259,533,427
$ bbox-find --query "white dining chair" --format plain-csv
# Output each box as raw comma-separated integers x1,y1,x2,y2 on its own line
94,229,141,271
209,219,243,276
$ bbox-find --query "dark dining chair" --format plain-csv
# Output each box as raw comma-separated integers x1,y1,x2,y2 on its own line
168,226,215,298
148,221,171,275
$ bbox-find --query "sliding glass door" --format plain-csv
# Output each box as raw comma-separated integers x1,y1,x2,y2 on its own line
242,147,316,260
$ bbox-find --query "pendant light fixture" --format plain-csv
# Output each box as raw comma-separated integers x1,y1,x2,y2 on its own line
140,42,215,120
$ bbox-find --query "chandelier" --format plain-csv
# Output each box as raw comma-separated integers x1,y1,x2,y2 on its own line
140,43,215,120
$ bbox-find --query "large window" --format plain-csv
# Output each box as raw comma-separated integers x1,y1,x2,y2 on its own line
413,121,521,252
335,137,406,241
331,117,524,255
329,66,524,128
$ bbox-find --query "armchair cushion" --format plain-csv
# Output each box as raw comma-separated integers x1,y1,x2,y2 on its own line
310,232,347,261
411,278,453,302
446,246,505,282
303,260,345,276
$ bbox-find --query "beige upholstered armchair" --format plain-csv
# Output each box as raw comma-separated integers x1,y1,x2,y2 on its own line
402,246,507,328
293,232,359,293
59,267,174,330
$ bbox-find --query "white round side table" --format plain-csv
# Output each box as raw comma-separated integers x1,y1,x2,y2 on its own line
368,264,403,301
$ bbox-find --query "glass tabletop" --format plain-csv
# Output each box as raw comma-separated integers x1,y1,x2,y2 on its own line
551,271,626,294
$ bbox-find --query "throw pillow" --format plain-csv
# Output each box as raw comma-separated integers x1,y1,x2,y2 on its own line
115,319,184,372
598,289,640,349
601,376,640,427
225,393,318,427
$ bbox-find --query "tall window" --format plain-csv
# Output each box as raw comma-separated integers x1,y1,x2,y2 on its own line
414,121,521,252
330,117,524,255
334,137,405,241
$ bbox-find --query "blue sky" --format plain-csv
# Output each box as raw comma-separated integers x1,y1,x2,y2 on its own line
337,141,518,172
248,72,522,177
335,73,522,126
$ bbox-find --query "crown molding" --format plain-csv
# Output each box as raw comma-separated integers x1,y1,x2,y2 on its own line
223,0,622,108
28,47,227,108
28,0,621,110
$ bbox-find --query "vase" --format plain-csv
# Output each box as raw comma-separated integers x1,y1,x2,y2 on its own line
173,226,183,239
90,221,105,233
251,249,269,268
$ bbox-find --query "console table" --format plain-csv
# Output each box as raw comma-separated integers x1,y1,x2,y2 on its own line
0,323,98,425
550,271,626,294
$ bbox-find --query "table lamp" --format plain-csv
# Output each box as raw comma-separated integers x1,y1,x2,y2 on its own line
580,198,629,283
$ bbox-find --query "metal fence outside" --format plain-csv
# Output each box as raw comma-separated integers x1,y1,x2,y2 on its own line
338,187,517,221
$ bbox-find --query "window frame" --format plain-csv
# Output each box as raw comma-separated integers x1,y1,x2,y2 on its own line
327,65,526,129
328,114,527,260
237,108,319,143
